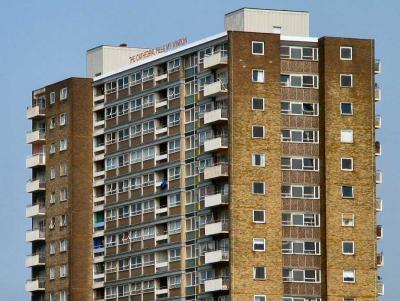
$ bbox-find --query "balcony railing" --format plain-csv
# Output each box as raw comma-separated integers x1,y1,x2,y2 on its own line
375,141,382,156
204,136,228,153
205,249,229,264
25,278,45,292
374,59,381,74
26,178,46,193
204,81,228,97
203,52,228,69
376,198,383,212
26,153,46,168
26,228,45,242
375,115,382,129
375,83,381,101
376,170,382,184
204,193,229,208
26,105,45,119
377,252,384,267
26,130,45,144
205,220,229,236
25,252,45,267
204,163,229,180
204,276,229,292
377,278,384,295
26,203,45,218
204,107,228,125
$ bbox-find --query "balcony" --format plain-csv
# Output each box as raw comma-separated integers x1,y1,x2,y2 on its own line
377,278,384,296
205,221,229,236
26,105,45,119
155,98,168,109
26,229,45,242
26,178,45,193
203,52,228,69
204,193,229,208
375,141,382,156
25,278,45,292
204,163,229,180
204,81,228,97
205,249,229,264
374,59,381,74
155,126,168,135
204,108,228,125
204,136,228,153
375,115,382,129
26,130,45,144
155,73,168,82
204,277,229,292
376,198,383,212
375,84,381,101
376,225,383,239
26,153,46,168
25,253,45,267
26,203,45,218
377,252,384,267
155,261,168,273
376,170,382,184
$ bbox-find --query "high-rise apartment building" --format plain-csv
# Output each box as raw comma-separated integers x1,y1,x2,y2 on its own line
26,8,383,301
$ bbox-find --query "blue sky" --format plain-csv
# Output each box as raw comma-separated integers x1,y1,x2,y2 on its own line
0,0,398,300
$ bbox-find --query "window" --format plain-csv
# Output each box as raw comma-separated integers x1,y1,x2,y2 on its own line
252,97,265,110
341,158,353,171
253,210,266,223
253,266,266,280
342,241,355,255
281,129,319,143
340,74,353,87
60,264,67,278
50,143,56,154
50,267,55,279
49,293,56,301
254,296,266,301
49,117,56,129
168,139,180,153
60,113,67,126
252,154,266,167
342,213,355,227
253,182,265,195
142,68,154,82
60,239,68,252
105,287,117,299
253,238,265,251
60,188,68,202
118,102,129,116
50,167,56,179
343,270,355,283
341,130,353,143
281,74,319,88
281,185,320,199
283,269,321,283
130,72,142,85
252,41,264,55
281,101,319,116
341,102,353,115
252,69,265,83
60,214,67,227
60,138,68,151
280,45,318,60
50,192,56,204
168,86,180,100
60,290,67,301
252,125,265,138
168,194,181,207
169,275,181,288
60,162,68,176
168,58,180,73
60,87,68,100
344,298,356,301
341,186,354,198
117,76,129,90
169,248,181,261
50,241,56,255
282,213,320,227
281,157,319,171
50,92,56,104
340,47,353,60
282,241,321,255
106,106,117,119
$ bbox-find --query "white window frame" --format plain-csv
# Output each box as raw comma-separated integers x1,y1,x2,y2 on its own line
50,167,56,180
60,113,67,126
60,138,68,151
340,74,353,87
60,87,68,100
50,241,56,255
342,241,355,255
340,46,353,60
340,102,353,115
281,74,319,88
253,210,266,223
341,157,354,171
252,153,266,167
50,143,56,154
60,264,68,278
252,125,265,139
254,295,266,301
342,213,355,227
281,101,319,116
253,238,266,252
341,130,354,143
50,91,56,104
253,182,265,195
60,239,68,252
341,185,354,199
252,41,265,55
253,266,267,280
252,97,265,111
252,69,265,83
49,267,55,280
343,269,356,283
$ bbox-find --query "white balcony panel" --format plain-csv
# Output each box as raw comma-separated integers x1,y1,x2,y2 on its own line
156,153,168,161
25,254,45,267
375,86,381,101
26,204,45,218
204,278,229,292
25,279,45,292
204,137,228,153
204,108,228,125
205,250,229,264
376,171,382,184
155,207,168,215
376,198,383,212
375,115,382,129
26,106,45,119
93,280,105,289
204,81,228,97
26,179,45,193
156,234,168,241
204,193,228,208
203,52,228,69
26,154,46,168
155,127,168,135
378,281,384,296
26,229,45,242
205,222,228,236
155,288,169,295
155,73,168,82
26,131,45,144
204,164,228,180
